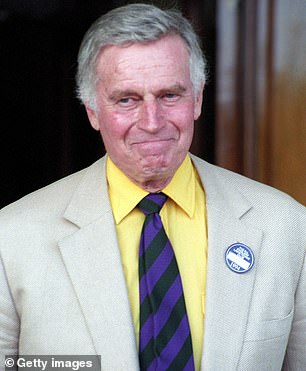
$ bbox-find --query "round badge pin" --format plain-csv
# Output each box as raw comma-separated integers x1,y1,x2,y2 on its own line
225,243,254,274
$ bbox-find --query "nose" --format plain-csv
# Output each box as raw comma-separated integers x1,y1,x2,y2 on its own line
137,99,164,133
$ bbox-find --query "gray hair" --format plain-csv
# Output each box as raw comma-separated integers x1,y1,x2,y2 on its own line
76,3,206,109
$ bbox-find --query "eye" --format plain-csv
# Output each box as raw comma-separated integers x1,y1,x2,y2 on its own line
119,97,132,104
117,96,139,108
161,92,180,103
164,93,177,99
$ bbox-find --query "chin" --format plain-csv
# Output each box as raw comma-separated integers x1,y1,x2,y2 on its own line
141,152,174,168
141,157,171,173
140,162,176,182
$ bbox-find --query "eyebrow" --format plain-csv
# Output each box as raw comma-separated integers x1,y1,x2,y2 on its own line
158,84,187,95
108,83,187,101
109,90,138,102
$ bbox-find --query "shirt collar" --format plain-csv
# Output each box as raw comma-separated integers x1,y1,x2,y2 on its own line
107,154,195,224
163,154,195,218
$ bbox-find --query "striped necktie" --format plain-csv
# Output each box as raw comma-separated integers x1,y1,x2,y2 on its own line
138,193,195,371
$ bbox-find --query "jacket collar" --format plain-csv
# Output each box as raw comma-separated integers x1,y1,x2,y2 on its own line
63,156,111,228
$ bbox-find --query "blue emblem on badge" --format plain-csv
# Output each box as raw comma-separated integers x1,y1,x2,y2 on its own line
225,243,254,274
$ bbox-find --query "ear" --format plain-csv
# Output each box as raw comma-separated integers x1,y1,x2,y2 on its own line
194,83,204,120
85,104,100,131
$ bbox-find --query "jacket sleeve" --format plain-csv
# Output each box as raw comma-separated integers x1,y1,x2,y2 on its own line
282,251,306,370
0,254,19,368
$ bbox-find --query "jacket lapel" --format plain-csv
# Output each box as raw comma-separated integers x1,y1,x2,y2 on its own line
191,155,263,370
58,157,139,370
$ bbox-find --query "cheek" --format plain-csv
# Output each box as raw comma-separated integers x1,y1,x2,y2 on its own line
167,104,195,132
98,111,134,141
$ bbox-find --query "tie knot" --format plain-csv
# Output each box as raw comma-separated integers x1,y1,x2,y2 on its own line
138,193,167,215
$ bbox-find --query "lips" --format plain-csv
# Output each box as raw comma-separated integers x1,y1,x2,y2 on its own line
132,138,173,145
131,138,175,154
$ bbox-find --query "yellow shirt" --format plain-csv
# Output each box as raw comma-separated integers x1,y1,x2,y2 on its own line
107,154,207,371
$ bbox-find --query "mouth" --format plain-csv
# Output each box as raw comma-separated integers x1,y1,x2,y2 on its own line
131,138,175,145
131,138,175,153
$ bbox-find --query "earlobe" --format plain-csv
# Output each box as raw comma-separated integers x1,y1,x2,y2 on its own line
194,84,204,120
85,104,100,131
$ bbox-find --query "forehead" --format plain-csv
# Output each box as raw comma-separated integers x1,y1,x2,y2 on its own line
95,35,191,85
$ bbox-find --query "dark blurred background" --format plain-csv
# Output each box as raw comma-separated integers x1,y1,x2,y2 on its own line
1,0,305,208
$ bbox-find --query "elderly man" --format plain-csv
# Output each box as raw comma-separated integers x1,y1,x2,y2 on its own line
0,4,305,371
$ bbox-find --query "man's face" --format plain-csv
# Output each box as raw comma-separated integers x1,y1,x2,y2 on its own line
86,35,204,191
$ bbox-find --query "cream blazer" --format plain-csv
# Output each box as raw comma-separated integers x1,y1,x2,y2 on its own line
0,154,305,370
